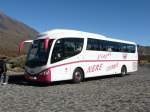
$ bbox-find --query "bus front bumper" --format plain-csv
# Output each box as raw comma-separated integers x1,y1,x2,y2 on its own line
24,73,51,83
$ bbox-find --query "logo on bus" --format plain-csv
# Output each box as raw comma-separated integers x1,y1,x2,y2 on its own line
122,54,127,59
87,63,103,73
97,53,111,60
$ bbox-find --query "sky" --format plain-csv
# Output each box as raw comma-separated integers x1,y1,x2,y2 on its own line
0,0,150,46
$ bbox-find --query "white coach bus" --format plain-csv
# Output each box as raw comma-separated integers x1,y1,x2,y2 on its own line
19,29,138,83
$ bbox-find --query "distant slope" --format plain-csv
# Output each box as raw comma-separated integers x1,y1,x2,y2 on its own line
0,12,38,56
0,12,149,58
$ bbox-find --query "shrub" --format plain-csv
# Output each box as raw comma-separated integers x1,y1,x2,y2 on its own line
139,55,150,64
7,55,26,72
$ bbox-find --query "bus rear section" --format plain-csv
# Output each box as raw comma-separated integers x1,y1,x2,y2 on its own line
83,38,138,78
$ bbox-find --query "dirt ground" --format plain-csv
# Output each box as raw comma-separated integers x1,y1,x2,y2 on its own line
0,65,150,112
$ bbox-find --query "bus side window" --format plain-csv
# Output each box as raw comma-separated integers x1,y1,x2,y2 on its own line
121,43,127,52
102,41,108,51
87,38,99,51
51,38,84,64
126,44,136,53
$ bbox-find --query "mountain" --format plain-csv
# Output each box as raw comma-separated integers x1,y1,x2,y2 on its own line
0,12,38,56
0,12,150,58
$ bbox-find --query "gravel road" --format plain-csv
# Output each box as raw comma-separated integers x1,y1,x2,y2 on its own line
0,65,150,112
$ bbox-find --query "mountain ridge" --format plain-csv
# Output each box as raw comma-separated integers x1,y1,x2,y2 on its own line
0,12,150,57
0,12,38,56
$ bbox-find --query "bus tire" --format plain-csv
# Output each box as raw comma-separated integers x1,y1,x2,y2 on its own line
72,68,84,83
119,66,127,77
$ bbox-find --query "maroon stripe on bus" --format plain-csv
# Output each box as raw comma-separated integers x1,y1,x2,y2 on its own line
50,60,138,69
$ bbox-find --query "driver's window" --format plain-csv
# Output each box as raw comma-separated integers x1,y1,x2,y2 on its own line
51,39,64,63
51,38,84,64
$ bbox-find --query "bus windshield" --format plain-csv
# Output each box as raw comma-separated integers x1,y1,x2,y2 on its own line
26,39,53,67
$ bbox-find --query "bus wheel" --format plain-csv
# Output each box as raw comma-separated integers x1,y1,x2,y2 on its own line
120,66,127,77
72,68,84,83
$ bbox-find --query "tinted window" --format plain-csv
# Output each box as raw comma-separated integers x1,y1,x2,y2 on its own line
100,40,106,51
120,43,127,52
120,43,136,53
26,39,53,68
111,42,120,52
126,44,136,53
86,38,136,53
87,38,99,50
51,38,84,63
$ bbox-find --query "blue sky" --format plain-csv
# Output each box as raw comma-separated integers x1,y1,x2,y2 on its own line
0,0,150,45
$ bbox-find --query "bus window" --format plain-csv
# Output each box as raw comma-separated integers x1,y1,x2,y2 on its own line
87,38,99,51
120,43,127,52
109,42,120,52
26,39,53,67
127,44,136,53
51,38,84,63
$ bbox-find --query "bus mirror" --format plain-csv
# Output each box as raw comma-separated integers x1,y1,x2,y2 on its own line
19,40,33,53
19,41,24,53
44,38,49,51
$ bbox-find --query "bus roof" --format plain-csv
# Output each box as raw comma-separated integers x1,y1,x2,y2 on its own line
37,29,136,45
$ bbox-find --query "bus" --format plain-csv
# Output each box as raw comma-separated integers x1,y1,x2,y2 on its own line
19,29,138,83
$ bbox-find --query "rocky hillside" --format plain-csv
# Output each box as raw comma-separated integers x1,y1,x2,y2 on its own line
0,12,149,57
0,12,38,56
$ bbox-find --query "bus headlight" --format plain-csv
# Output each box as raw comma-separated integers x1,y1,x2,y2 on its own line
37,69,51,82
39,69,51,76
